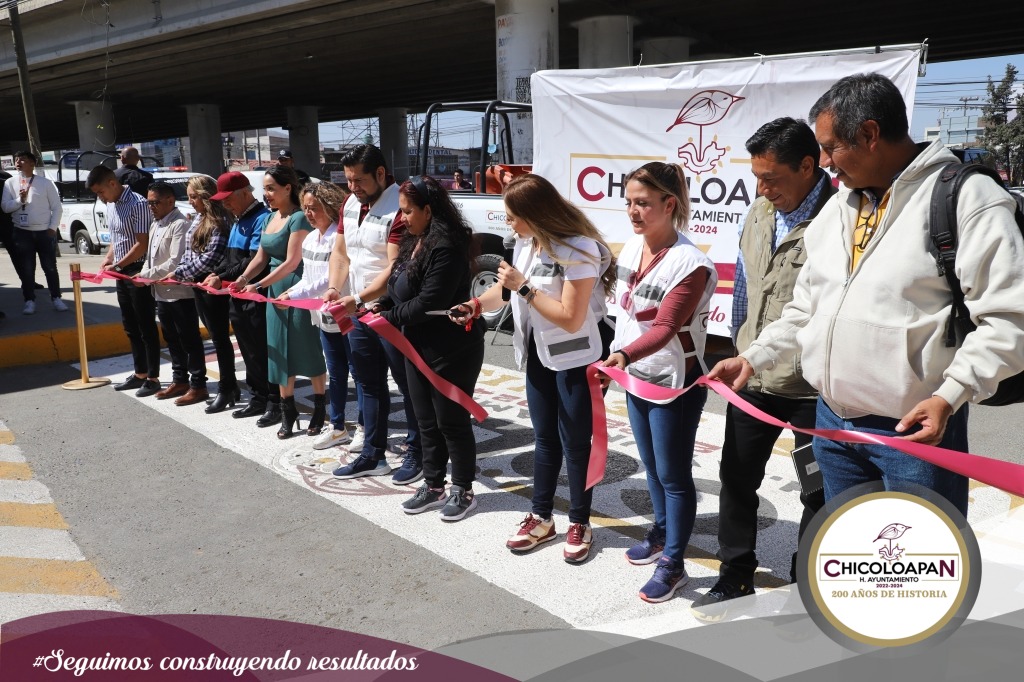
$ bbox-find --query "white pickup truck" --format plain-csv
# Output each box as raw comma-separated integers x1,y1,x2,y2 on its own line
51,151,204,255
415,101,531,325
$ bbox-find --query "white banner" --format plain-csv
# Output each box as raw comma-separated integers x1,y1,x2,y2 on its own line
531,46,921,336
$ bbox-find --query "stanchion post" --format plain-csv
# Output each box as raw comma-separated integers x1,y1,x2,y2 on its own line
62,262,111,390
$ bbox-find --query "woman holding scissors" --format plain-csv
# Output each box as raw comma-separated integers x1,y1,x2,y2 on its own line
374,175,485,521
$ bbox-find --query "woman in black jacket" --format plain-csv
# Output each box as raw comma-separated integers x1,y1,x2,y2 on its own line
375,175,484,522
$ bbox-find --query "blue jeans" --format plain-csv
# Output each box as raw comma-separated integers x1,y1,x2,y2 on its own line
381,336,422,459
626,378,707,563
321,329,351,431
524,337,594,524
346,320,391,460
813,398,970,517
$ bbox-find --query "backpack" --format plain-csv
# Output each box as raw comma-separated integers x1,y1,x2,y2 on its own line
929,162,1024,406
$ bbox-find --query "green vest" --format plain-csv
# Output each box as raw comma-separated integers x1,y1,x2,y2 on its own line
736,181,836,397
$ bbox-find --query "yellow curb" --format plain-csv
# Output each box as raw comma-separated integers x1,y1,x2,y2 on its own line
0,557,118,598
0,431,13,445
0,323,212,369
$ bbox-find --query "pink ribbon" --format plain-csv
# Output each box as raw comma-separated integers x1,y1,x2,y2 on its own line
585,363,1024,498
362,314,488,423
74,270,476,418
75,269,352,332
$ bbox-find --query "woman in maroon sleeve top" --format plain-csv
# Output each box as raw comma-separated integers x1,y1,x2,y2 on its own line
600,162,718,604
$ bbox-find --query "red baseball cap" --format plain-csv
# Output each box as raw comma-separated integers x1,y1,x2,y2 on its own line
211,171,250,201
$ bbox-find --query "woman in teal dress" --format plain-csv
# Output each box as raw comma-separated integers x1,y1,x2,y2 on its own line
230,166,326,438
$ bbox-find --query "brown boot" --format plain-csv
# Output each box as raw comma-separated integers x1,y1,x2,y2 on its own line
155,382,189,400
174,386,210,406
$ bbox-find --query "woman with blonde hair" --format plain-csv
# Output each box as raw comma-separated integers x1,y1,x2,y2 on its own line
454,173,615,562
600,162,716,602
175,175,238,413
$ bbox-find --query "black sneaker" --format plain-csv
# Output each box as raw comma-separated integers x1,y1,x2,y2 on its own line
332,453,392,479
439,485,477,522
690,579,755,622
402,485,448,514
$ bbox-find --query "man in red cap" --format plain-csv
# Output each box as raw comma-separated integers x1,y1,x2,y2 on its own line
201,172,282,426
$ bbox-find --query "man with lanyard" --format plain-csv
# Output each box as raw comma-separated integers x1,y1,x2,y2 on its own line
115,147,155,197
692,118,833,622
87,165,161,395
711,75,1024,533
206,172,282,426
1,150,65,315
323,144,422,483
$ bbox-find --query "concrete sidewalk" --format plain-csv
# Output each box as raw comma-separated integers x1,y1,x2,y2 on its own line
0,245,186,370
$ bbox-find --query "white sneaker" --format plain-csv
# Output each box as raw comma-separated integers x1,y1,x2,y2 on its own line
312,427,351,450
52,297,68,312
22,300,36,315
347,425,364,451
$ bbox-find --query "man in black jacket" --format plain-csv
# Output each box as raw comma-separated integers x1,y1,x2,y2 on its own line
115,148,155,197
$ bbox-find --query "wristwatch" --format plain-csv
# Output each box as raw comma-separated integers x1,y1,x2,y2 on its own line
112,264,123,273
517,282,532,298
353,293,365,308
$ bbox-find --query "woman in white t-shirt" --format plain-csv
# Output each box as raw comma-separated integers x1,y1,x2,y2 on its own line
455,173,616,564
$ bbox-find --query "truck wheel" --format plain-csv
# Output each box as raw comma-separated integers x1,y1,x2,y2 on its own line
74,230,95,255
472,253,509,329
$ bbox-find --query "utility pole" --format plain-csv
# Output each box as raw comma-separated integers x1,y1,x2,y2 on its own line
9,2,43,160
958,96,979,115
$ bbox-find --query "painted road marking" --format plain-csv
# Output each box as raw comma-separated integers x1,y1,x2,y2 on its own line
0,422,120,626
84,351,1024,639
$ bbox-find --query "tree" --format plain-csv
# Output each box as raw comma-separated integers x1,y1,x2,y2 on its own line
981,64,1024,186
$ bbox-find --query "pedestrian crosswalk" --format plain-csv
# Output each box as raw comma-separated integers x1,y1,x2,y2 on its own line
0,421,120,626
72,351,1024,639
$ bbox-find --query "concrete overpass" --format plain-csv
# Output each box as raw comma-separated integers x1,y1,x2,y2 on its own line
1,0,1021,167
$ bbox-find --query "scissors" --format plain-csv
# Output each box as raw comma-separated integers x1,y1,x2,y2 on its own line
424,308,462,316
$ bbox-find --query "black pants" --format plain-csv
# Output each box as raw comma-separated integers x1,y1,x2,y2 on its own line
717,389,824,583
13,228,60,301
229,297,277,402
157,299,207,387
408,342,484,490
194,289,237,392
115,274,161,378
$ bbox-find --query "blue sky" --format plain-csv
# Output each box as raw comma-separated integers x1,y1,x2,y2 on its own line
910,53,1024,140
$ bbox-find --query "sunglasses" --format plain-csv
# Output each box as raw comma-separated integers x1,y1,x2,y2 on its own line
619,271,640,312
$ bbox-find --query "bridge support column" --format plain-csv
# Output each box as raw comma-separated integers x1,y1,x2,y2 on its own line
286,105,320,180
184,104,223,177
377,107,409,182
572,15,635,68
71,100,116,153
494,0,558,165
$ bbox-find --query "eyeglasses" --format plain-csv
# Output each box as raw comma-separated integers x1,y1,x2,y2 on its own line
146,200,164,206
855,203,882,252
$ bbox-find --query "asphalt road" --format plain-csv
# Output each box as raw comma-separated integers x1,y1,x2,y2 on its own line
0,360,568,648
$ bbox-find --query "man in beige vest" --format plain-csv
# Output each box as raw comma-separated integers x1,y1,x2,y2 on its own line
693,118,834,622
